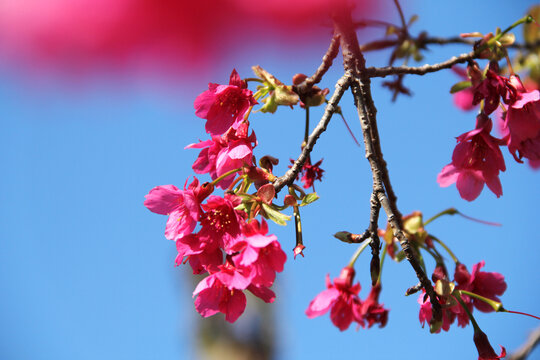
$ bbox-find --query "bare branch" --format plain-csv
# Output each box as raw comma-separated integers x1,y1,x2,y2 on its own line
333,6,442,323
366,51,476,78
273,75,350,192
294,33,341,97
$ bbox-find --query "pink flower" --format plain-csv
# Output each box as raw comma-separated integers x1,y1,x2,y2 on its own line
454,261,507,313
471,62,516,115
186,124,257,189
291,157,324,189
175,233,223,275
144,177,211,240
230,219,287,287
194,69,257,136
198,194,245,251
418,292,456,333
503,75,540,162
473,328,506,360
452,66,475,111
437,114,506,201
305,266,364,331
193,261,253,323
357,283,389,328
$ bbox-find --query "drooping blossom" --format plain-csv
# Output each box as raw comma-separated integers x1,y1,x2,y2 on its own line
194,69,257,136
305,266,364,331
144,177,213,240
175,233,223,275
193,260,254,323
437,113,506,201
452,66,475,111
291,157,325,189
454,261,507,313
471,62,517,115
186,124,257,189
198,194,245,252
503,75,540,162
473,328,507,360
230,219,287,287
418,290,457,333
356,283,389,328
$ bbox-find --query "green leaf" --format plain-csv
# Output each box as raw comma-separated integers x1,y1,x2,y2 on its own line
395,250,406,262
262,203,291,226
300,192,319,206
450,81,472,94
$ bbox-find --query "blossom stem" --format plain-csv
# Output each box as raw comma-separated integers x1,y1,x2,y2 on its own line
424,207,501,227
492,15,534,44
227,174,245,192
423,207,458,226
503,310,540,321
458,289,504,312
348,238,371,268
244,77,264,84
429,235,459,263
210,167,244,186
293,205,304,253
453,292,481,331
504,51,515,75
304,106,310,144
377,244,388,284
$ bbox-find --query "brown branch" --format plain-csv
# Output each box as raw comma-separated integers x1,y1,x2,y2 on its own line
294,33,341,97
273,75,350,193
508,327,540,360
360,35,538,53
333,6,442,323
368,192,381,285
366,51,476,78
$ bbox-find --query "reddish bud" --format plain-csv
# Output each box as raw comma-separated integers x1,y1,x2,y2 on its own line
473,328,506,360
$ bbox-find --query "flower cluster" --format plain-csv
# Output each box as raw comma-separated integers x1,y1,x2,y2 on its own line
444,62,540,200
305,266,389,331
418,261,507,333
145,69,287,322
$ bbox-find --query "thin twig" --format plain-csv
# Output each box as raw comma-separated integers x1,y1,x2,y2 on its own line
294,33,341,97
361,35,538,53
273,75,350,192
366,51,476,78
368,192,381,285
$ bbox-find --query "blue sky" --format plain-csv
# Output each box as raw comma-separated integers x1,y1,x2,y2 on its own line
1,1,539,359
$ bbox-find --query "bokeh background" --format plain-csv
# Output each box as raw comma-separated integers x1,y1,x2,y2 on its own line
1,0,539,359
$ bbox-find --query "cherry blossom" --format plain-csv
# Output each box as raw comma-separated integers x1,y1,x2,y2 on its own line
144,177,210,240
230,219,287,287
357,283,389,328
503,75,540,162
437,114,506,201
306,266,364,331
194,69,257,136
186,124,257,189
454,261,507,313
